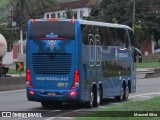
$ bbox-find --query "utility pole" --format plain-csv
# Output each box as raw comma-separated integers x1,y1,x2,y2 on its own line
9,5,13,51
20,0,24,54
10,10,13,50
132,0,136,33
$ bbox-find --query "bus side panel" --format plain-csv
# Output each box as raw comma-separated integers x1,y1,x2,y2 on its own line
74,22,90,102
131,63,136,93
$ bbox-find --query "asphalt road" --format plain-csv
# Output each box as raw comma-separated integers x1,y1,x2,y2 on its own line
0,76,160,120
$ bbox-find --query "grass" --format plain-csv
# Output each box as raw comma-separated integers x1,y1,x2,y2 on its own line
136,62,160,68
76,97,160,120
142,53,160,63
136,53,160,68
8,68,25,74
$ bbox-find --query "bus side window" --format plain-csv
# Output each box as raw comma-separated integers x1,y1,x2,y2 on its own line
115,28,123,46
81,25,91,45
100,27,113,46
124,30,129,48
108,27,115,46
128,30,135,47
114,28,129,47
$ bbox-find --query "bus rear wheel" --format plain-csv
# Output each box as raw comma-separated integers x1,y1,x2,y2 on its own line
123,86,129,101
86,90,94,108
94,88,100,107
115,87,124,102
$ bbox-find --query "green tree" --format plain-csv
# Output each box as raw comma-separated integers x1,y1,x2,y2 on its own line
0,25,19,50
9,0,57,29
100,0,132,25
100,0,160,48
65,9,74,19
1,0,57,50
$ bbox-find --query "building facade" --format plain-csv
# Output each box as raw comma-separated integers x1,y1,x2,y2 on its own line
44,0,97,19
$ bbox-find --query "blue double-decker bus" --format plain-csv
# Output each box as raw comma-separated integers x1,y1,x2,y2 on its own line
26,19,142,108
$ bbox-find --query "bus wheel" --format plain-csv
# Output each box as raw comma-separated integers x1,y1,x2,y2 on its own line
124,87,129,101
94,88,100,107
86,90,94,108
115,87,124,102
41,102,62,109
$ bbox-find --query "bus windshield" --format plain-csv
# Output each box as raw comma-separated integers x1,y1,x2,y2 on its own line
29,21,75,40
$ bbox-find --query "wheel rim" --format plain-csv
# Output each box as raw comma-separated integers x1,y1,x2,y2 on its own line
125,87,129,99
90,91,94,106
97,89,100,104
121,88,124,100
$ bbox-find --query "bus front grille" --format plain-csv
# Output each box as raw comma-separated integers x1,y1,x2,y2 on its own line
32,53,72,74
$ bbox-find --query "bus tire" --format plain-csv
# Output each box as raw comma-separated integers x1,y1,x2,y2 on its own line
123,86,129,101
94,88,100,107
86,89,94,108
99,87,103,103
115,86,124,102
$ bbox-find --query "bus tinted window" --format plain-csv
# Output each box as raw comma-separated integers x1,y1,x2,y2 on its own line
81,25,115,46
100,27,114,46
128,29,135,46
102,61,131,77
81,25,92,45
29,21,75,40
114,28,129,47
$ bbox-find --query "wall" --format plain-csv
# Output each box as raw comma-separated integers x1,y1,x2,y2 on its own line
0,77,26,91
140,39,152,55
44,7,91,19
12,43,20,60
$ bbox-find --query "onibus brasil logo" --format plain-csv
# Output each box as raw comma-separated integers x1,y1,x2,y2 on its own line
42,33,63,51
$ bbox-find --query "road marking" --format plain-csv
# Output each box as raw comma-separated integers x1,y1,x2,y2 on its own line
129,91,160,98
45,108,84,120
45,117,74,120
98,106,106,109
138,95,152,98
55,117,73,120
0,89,25,94
47,110,61,114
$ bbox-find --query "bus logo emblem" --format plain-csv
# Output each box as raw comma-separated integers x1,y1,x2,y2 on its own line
43,33,62,50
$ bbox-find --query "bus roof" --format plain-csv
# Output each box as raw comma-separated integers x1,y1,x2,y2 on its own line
30,19,132,31
78,20,132,31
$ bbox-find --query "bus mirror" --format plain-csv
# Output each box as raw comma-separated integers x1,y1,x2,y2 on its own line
133,47,142,63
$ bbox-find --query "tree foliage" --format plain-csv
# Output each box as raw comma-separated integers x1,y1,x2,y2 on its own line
65,9,74,19
0,0,57,50
0,25,19,50
100,0,160,48
9,0,57,29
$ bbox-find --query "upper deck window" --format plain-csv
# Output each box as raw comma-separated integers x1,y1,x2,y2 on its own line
29,21,75,40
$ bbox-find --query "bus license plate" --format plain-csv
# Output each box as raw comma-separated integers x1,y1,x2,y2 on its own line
48,92,56,96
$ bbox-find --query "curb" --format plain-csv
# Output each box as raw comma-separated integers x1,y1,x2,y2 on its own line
0,77,26,91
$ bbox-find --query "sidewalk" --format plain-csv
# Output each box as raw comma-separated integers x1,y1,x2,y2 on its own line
7,73,26,77
136,68,155,74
